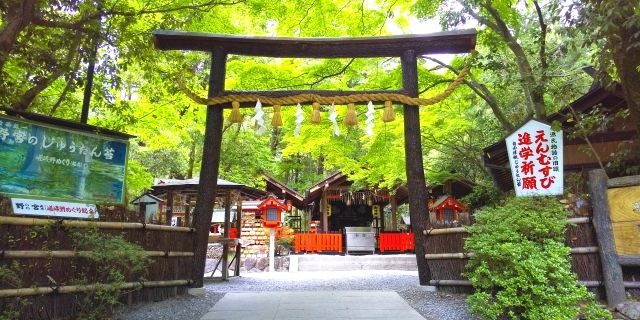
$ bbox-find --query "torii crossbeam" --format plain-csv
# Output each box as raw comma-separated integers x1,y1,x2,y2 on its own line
153,29,477,287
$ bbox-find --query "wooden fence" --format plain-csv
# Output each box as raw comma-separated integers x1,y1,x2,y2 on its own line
378,232,414,253
423,172,640,304
294,232,343,253
0,197,196,319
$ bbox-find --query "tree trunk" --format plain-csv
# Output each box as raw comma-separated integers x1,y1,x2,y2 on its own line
612,25,640,133
0,0,36,73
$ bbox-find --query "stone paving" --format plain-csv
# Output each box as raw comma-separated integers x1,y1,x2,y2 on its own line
200,290,425,320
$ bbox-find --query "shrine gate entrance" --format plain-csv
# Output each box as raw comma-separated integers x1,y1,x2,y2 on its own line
152,30,477,287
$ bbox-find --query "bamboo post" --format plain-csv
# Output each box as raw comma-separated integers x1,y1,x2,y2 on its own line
588,169,626,307
0,216,194,232
0,280,191,298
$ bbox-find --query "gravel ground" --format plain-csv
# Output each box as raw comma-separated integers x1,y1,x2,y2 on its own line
114,270,475,320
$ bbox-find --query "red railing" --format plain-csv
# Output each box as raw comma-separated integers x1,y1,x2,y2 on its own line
294,232,343,253
378,232,414,253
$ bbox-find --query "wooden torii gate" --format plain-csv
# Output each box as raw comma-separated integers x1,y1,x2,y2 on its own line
152,30,476,287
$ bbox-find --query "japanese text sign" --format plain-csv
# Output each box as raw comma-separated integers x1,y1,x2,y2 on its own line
505,119,564,196
11,198,99,219
0,115,128,203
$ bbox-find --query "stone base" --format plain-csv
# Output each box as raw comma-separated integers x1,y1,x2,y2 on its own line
187,287,206,297
420,286,438,292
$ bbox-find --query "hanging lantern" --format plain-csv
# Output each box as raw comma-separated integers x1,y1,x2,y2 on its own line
229,101,243,124
372,205,381,218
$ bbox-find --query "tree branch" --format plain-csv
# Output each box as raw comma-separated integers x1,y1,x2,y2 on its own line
11,33,81,111
423,56,514,131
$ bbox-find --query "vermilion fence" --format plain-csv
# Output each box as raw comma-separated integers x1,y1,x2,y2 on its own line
378,232,415,253
294,232,343,253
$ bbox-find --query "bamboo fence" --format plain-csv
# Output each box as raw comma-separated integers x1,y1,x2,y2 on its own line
0,197,197,319
422,215,610,296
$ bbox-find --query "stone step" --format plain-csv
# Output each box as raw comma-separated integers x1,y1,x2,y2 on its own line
295,254,418,272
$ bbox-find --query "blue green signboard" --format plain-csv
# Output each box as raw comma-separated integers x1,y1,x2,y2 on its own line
0,115,128,203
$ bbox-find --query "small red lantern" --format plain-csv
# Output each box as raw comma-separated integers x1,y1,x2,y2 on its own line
258,195,287,228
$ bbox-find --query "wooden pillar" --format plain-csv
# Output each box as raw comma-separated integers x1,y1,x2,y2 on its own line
190,48,227,288
166,190,174,226
321,189,328,232
390,194,398,231
588,169,626,307
184,195,192,227
222,190,231,280
234,194,243,277
401,50,431,285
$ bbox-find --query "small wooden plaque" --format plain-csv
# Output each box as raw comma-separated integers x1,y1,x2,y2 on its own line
608,186,640,222
608,185,640,256
612,221,640,256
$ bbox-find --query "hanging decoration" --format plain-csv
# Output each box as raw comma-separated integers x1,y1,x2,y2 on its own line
382,100,395,122
252,99,266,135
343,103,357,127
329,103,340,136
365,101,375,136
272,105,282,127
310,102,321,124
229,101,243,124
294,103,304,136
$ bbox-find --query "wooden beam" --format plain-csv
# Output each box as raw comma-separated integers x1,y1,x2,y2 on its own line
608,175,640,188
588,169,626,307
191,48,227,288
153,30,477,58
402,50,431,286
618,255,640,267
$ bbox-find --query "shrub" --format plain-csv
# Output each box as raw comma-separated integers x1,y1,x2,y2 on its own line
464,196,611,320
71,227,150,319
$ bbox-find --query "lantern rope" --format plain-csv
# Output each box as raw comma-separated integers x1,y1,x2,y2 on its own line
176,50,477,107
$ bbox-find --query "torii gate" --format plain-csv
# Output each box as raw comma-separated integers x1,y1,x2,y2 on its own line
152,30,476,287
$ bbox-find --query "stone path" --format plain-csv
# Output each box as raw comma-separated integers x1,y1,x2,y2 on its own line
200,290,425,320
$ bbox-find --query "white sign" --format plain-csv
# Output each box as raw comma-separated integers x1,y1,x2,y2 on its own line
11,198,99,219
505,119,564,196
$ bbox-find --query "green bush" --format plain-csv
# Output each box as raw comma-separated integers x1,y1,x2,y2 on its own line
71,227,150,319
464,196,611,320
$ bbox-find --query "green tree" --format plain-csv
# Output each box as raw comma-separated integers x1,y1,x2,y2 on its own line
413,0,592,127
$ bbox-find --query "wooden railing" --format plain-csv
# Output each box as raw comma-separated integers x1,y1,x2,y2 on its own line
294,232,343,253
378,232,414,253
